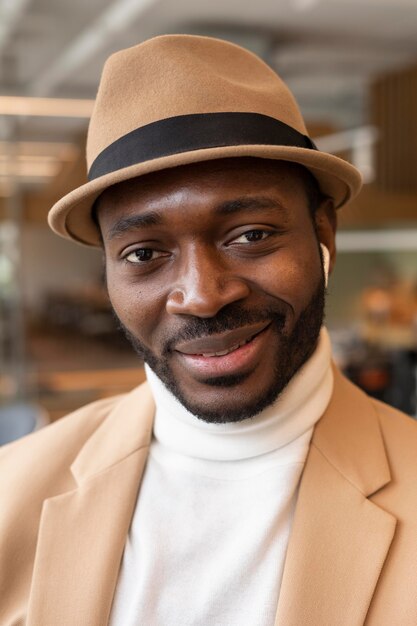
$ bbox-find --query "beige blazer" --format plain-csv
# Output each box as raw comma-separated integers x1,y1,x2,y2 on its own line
1,367,417,626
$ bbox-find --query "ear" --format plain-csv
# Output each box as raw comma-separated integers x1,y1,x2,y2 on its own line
314,197,337,274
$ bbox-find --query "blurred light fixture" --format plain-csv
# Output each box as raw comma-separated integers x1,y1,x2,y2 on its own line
315,126,378,183
293,0,319,10
0,0,32,50
32,0,158,95
337,229,417,252
0,141,78,159
0,155,59,164
0,160,59,177
0,96,94,118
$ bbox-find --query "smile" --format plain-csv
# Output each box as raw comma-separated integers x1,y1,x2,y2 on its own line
199,335,254,357
174,321,272,379
175,320,271,356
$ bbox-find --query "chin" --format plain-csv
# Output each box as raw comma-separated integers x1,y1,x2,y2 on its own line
165,371,291,424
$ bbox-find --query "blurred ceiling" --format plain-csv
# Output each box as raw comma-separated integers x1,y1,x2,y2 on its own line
1,0,417,200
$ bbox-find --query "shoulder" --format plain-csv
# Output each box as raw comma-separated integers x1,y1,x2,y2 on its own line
373,395,417,437
0,392,128,618
0,392,126,493
338,370,417,469
321,368,417,499
332,366,417,445
372,397,417,477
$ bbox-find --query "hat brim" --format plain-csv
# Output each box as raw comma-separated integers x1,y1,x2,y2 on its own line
48,144,362,247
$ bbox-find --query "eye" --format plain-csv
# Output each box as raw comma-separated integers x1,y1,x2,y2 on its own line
124,248,167,264
230,229,271,244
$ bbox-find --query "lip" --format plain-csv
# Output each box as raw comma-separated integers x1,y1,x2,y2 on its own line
175,320,271,355
175,322,272,379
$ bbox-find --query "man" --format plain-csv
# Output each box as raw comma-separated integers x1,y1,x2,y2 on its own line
1,35,416,626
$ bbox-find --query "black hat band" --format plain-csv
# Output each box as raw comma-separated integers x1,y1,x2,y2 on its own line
88,111,318,181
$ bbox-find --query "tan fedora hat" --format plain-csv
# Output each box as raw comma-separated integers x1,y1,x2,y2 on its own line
48,34,362,246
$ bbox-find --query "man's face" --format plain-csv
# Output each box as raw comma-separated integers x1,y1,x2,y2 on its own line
97,158,336,423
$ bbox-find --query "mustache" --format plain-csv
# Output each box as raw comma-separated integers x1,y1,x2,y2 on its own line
162,302,288,355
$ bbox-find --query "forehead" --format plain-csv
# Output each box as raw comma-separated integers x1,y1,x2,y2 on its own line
96,157,311,224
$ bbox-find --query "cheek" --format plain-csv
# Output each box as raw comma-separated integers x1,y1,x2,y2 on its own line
108,285,135,323
106,268,168,343
105,266,145,327
254,246,321,311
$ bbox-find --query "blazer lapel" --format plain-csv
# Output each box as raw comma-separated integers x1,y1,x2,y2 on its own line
275,368,397,626
27,383,155,626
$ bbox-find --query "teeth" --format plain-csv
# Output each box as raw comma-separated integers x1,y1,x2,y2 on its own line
200,337,252,358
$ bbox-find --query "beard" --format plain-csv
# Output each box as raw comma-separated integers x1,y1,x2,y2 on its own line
112,275,326,424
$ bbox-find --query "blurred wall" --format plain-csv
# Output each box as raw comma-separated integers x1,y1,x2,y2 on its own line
21,223,103,312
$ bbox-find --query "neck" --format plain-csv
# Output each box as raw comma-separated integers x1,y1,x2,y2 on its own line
145,327,333,461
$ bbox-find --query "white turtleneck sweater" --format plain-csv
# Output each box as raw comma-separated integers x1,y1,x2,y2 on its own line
109,328,333,626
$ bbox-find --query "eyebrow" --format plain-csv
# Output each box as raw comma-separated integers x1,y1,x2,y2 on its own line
107,196,288,240
214,196,289,217
108,211,162,239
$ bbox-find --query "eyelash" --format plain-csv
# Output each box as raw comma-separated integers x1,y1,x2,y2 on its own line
124,248,167,264
229,229,271,244
123,229,275,265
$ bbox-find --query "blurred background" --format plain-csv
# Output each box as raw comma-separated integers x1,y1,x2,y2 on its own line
1,0,417,443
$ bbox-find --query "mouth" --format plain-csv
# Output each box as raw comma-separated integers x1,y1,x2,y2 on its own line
174,321,273,379
197,334,256,357
175,320,271,356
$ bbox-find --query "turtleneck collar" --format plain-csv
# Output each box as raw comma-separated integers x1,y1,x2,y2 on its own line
145,327,333,461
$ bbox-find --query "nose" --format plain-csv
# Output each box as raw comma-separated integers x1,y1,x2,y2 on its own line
166,246,250,318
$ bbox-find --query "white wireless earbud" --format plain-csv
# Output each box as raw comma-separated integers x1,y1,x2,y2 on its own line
320,243,330,288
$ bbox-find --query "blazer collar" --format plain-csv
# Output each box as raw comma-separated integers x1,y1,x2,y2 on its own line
71,382,154,484
312,364,391,496
275,366,396,626
27,382,155,626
